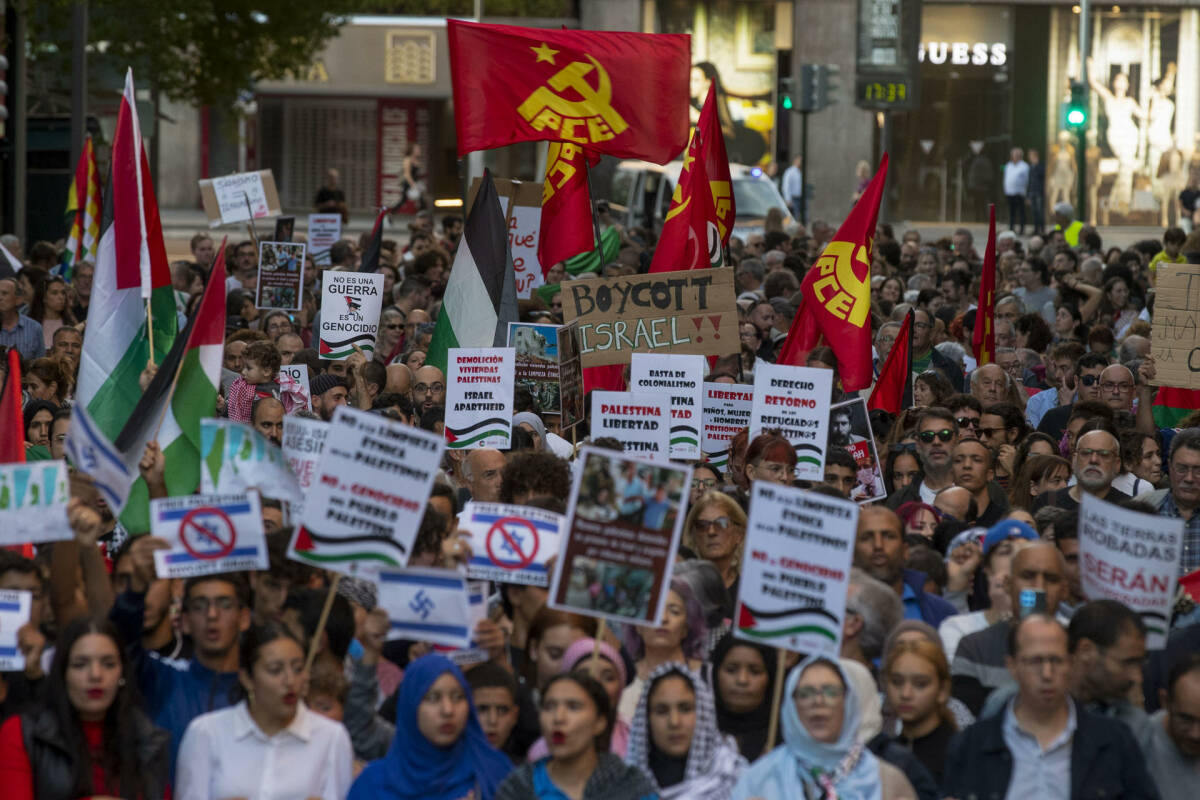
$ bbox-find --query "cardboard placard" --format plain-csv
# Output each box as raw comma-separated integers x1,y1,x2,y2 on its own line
1079,492,1184,649
318,271,385,359
292,407,443,576
445,347,515,449
469,177,545,298
548,447,692,626
281,416,328,518
200,419,303,505
701,382,754,471
590,391,670,459
750,363,834,481
1149,262,1200,390
734,482,858,655
307,213,343,266
278,364,312,412
377,567,473,650
150,493,269,579
255,241,305,311
562,268,738,367
630,353,706,460
0,590,32,670
830,397,887,503
558,322,585,430
0,460,72,545
461,501,564,587
508,322,562,415
199,170,282,228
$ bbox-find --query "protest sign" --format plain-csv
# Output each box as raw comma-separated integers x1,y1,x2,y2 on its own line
750,363,833,481
508,322,561,415
1149,262,1200,390
150,493,269,579
735,482,858,655
255,241,305,311
0,590,31,670
445,347,515,449
307,213,342,265
631,353,705,460
318,271,385,359
199,170,282,227
549,447,692,626
701,382,753,472
562,268,738,367
436,581,492,667
461,501,564,587
558,322,585,430
377,567,473,650
1079,492,1184,649
589,391,670,459
278,364,311,412
292,407,443,576
830,397,887,503
281,416,328,518
470,177,545,298
0,460,71,546
200,419,303,505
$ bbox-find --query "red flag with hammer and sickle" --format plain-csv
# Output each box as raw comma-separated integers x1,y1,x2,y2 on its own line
777,154,888,392
448,20,690,164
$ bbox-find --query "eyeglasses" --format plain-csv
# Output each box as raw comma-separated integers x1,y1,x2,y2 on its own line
794,684,846,704
414,382,445,394
978,427,1003,438
185,596,238,614
1077,448,1116,460
691,478,718,491
918,429,955,443
956,417,981,429
1100,381,1133,393
890,442,918,453
692,516,731,532
384,323,403,330
1078,374,1100,387
1171,462,1200,478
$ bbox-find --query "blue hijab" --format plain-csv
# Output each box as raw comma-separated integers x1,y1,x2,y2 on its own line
348,654,514,800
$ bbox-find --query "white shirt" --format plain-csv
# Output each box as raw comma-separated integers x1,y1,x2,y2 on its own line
1004,160,1030,195
175,700,353,800
782,165,803,201
939,609,990,662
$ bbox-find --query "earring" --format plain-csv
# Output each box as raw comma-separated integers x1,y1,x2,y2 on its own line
118,678,126,687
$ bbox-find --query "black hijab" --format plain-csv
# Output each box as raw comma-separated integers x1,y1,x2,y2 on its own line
710,632,778,761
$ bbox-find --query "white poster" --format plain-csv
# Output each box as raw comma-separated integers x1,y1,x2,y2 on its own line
278,364,311,412
630,353,706,460
199,419,303,505
589,391,670,459
461,502,564,587
377,567,473,650
318,271,386,360
750,363,834,481
1079,492,1184,649
0,460,72,545
150,493,269,579
0,590,32,670
734,482,858,655
281,416,328,519
307,213,343,266
445,347,515,449
701,382,754,471
209,171,273,225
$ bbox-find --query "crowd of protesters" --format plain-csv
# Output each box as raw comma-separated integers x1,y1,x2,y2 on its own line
1,193,1199,800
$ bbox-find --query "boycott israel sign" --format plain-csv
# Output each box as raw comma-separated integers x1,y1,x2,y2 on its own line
750,363,833,481
1079,492,1184,649
445,347,515,449
462,502,564,587
702,382,753,470
319,271,385,359
150,493,269,579
0,460,71,546
735,482,858,655
630,353,705,460
590,391,670,458
562,268,738,367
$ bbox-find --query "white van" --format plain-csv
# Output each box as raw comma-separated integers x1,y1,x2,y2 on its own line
602,160,793,243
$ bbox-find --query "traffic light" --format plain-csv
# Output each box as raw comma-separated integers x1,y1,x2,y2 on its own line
1065,81,1088,129
779,77,795,112
814,64,840,110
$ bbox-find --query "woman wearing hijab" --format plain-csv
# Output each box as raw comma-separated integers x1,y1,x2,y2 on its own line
625,663,746,800
731,655,917,800
710,633,777,761
348,654,513,800
513,412,549,451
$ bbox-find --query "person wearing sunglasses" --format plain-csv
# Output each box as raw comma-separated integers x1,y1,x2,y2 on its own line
1035,352,1110,440
886,408,959,510
683,491,747,594
944,394,982,442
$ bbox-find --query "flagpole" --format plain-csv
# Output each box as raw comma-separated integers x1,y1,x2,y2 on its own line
583,160,604,267
145,299,156,365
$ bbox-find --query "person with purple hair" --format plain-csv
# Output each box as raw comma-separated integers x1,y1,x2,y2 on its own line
618,579,708,722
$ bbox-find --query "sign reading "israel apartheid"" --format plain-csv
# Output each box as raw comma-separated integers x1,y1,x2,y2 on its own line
562,268,737,367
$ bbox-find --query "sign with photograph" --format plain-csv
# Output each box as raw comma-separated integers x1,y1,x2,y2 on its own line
256,241,305,310
508,322,561,415
830,397,887,503
558,322,585,430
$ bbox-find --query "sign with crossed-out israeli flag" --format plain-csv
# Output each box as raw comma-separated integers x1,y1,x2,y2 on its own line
377,567,472,650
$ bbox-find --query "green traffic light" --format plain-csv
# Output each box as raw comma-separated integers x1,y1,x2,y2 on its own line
1067,108,1086,126
782,95,793,110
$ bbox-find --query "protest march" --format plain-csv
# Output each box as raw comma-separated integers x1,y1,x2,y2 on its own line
4,12,1200,800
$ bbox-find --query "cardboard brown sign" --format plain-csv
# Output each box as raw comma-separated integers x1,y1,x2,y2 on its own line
561,268,738,367
199,170,282,228
1149,263,1200,390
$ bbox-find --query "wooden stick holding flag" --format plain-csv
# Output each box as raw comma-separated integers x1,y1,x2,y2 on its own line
972,205,998,367
765,649,787,753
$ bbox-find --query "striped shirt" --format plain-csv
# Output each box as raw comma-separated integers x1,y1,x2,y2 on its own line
1159,492,1200,575
0,314,45,361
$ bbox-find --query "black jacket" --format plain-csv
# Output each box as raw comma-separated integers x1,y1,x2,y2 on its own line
20,706,169,800
942,699,1160,800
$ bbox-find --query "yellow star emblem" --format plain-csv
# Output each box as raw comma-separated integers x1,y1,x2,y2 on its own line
682,150,695,172
531,42,558,64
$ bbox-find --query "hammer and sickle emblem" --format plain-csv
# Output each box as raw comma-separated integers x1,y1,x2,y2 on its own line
811,241,871,327
518,56,629,142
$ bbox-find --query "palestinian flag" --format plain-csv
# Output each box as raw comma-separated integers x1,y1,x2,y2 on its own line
735,601,840,645
1153,386,1200,428
426,170,517,372
358,207,388,274
59,134,102,281
113,244,227,533
75,69,178,442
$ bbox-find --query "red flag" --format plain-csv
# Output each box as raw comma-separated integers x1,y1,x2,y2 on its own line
538,142,597,272
448,20,690,163
1,349,23,463
868,310,914,414
778,155,888,391
972,205,997,366
649,85,735,272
